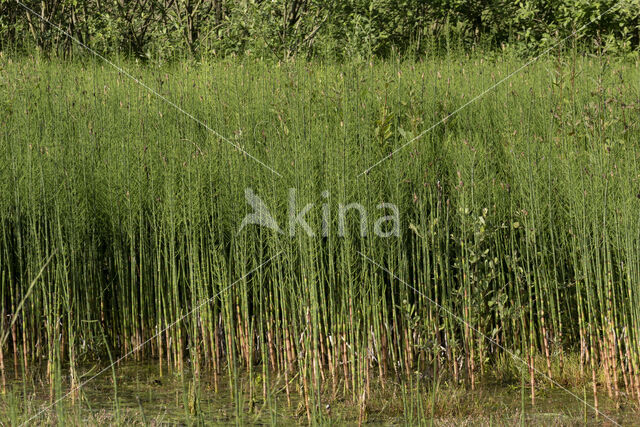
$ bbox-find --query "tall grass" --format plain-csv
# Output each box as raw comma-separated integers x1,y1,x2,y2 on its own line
1,49,640,421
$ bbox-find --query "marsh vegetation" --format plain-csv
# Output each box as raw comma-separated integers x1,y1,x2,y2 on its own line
1,45,640,424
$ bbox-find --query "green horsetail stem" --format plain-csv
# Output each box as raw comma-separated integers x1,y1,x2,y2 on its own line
0,50,639,423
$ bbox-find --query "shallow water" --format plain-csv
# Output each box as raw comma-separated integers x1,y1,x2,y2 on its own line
2,362,638,425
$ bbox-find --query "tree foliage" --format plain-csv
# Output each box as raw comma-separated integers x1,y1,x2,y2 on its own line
1,0,639,59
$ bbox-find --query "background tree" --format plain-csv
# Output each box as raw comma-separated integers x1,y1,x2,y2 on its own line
1,0,638,59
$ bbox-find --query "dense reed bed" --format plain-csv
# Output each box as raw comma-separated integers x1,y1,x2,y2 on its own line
1,50,640,422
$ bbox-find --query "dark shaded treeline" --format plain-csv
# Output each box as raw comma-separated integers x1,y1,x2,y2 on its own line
1,1,639,60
